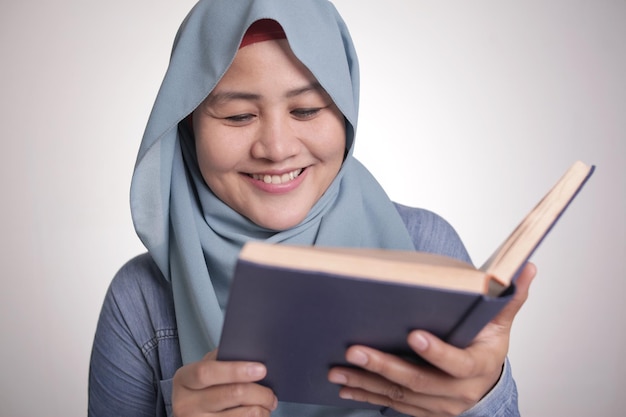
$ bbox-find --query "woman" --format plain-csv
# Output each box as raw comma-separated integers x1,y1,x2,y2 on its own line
89,0,535,416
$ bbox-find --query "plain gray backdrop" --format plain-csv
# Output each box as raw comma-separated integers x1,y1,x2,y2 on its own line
1,0,624,415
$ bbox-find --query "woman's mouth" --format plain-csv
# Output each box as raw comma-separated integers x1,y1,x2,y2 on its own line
249,168,304,185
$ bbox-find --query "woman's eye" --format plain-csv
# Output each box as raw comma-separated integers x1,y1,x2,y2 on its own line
224,114,256,124
291,108,322,120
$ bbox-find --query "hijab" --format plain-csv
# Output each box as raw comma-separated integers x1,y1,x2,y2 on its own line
130,0,416,365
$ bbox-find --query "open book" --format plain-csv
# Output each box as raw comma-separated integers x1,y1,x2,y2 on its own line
217,160,594,408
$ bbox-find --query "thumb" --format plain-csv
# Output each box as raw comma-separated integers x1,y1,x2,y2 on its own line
492,262,536,327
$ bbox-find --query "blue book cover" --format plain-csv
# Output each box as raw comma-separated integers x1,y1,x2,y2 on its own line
218,161,594,408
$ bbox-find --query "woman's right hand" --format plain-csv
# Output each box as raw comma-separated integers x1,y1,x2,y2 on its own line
172,350,278,417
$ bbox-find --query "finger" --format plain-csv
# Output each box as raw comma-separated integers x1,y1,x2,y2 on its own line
174,352,267,390
338,385,469,417
329,364,472,416
491,262,536,327
406,331,497,381
192,382,278,413
338,384,430,417
173,352,277,415
174,383,277,417
215,406,274,417
334,345,453,396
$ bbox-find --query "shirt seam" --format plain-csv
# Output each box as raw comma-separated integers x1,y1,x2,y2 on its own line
141,328,179,357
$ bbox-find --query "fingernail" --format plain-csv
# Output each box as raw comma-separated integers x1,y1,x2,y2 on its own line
329,371,347,384
339,390,353,400
348,349,368,366
411,332,429,352
247,363,266,377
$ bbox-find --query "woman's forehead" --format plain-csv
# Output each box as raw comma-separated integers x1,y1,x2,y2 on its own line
208,39,324,100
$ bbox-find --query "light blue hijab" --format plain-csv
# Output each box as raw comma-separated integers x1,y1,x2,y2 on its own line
130,0,416,366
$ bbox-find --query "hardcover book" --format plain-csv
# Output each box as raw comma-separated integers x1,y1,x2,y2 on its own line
217,160,595,408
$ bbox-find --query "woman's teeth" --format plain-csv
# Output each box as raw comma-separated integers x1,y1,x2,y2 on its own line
251,168,303,184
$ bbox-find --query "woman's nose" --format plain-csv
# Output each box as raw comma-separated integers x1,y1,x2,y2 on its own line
250,115,300,161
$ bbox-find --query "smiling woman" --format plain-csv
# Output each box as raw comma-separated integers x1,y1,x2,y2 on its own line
88,1,534,416
192,31,346,231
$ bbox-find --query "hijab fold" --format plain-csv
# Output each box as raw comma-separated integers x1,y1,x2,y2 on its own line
131,0,416,365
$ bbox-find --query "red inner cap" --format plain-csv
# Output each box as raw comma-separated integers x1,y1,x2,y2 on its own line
240,19,286,48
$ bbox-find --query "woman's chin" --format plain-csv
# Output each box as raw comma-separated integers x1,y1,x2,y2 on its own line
248,211,308,232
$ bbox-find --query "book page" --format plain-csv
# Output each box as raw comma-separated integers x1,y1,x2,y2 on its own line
240,243,490,294
481,161,593,285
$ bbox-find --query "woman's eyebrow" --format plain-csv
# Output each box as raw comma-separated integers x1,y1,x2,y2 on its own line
285,82,323,98
205,91,261,106
206,82,323,105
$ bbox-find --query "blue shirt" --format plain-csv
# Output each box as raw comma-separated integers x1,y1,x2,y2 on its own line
88,204,520,417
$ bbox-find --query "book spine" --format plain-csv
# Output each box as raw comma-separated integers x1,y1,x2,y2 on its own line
444,285,516,348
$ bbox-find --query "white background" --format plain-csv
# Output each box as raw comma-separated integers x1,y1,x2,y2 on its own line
1,0,624,415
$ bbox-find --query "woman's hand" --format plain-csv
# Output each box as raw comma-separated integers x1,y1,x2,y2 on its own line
328,262,536,417
172,350,278,417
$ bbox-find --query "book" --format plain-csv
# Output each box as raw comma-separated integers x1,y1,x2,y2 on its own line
217,160,595,408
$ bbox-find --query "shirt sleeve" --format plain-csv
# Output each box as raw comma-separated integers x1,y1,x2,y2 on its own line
393,203,472,264
88,256,167,417
458,359,520,417
89,297,156,416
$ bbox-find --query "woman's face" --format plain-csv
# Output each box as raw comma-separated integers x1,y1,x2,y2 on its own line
193,39,346,231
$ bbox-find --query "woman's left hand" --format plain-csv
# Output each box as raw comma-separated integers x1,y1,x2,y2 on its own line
328,262,536,417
